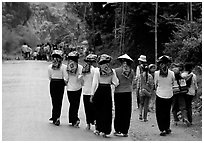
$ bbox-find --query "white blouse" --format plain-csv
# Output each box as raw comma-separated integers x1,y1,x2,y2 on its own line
91,67,119,95
154,70,175,99
48,64,67,80
66,64,83,91
82,66,96,95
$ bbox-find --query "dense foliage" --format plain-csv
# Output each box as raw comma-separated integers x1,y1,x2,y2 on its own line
2,2,202,66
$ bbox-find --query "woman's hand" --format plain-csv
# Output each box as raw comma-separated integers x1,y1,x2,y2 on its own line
90,95,94,103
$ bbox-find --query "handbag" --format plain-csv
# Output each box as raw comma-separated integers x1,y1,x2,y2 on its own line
140,74,152,97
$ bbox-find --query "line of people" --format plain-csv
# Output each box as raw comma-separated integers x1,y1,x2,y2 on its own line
48,50,198,138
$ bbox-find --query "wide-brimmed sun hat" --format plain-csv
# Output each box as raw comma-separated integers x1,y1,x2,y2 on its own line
98,54,112,65
138,55,147,62
117,54,133,62
52,50,63,58
84,54,97,62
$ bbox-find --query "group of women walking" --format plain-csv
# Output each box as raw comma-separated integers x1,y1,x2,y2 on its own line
48,49,198,138
48,50,134,137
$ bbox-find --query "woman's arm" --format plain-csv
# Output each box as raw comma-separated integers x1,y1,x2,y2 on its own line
48,66,52,80
111,69,119,87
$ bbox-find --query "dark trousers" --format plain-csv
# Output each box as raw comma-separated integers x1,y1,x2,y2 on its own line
114,92,132,134
50,79,65,121
136,89,140,108
172,93,188,121
139,95,150,120
83,95,96,124
185,95,194,123
93,84,112,134
67,89,82,124
156,95,172,132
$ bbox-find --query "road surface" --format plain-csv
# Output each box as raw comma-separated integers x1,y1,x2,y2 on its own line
2,60,131,141
2,60,201,141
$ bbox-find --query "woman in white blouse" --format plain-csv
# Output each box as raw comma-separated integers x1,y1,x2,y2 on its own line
66,51,83,127
90,54,119,137
154,55,175,136
81,54,97,130
48,50,67,126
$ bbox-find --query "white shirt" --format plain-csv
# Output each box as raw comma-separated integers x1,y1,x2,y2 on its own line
91,68,119,95
82,66,95,95
48,64,67,80
181,72,198,96
66,64,83,91
154,70,175,99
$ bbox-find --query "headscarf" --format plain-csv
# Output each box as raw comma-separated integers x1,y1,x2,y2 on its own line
98,54,113,77
82,54,97,74
67,60,78,75
99,63,113,77
67,51,79,75
51,50,63,70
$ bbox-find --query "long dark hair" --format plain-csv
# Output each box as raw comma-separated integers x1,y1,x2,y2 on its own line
143,65,149,82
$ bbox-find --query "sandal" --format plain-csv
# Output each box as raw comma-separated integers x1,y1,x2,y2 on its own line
94,130,100,135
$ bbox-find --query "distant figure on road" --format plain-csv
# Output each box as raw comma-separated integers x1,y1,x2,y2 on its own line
48,50,67,126
114,54,135,137
154,55,175,136
81,54,98,130
90,54,119,138
21,43,32,60
66,51,83,127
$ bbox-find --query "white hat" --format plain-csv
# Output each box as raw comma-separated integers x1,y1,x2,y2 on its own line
138,55,147,62
118,54,133,62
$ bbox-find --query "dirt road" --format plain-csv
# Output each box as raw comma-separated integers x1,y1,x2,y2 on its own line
2,60,202,141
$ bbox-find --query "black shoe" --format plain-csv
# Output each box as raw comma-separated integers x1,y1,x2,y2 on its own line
160,131,166,136
139,115,143,120
144,119,148,122
49,118,53,123
165,129,172,134
122,133,128,137
54,119,60,126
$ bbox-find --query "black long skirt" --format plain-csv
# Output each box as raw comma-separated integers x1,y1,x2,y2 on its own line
67,89,82,124
114,92,132,134
49,79,65,121
93,84,112,134
83,95,96,125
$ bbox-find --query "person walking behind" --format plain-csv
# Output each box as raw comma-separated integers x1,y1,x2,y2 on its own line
181,63,198,126
113,54,135,137
90,54,119,138
66,51,83,127
81,54,98,130
171,63,190,126
154,55,175,136
138,65,154,122
48,50,67,126
148,64,157,112
135,55,147,109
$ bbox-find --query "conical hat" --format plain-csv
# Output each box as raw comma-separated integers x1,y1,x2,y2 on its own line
117,54,133,62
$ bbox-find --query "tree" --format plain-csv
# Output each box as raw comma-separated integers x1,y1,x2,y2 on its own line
164,19,202,65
